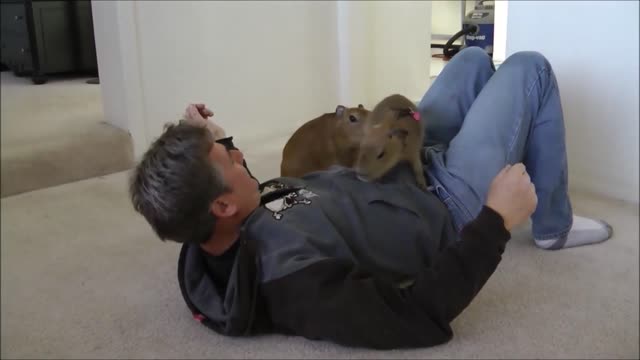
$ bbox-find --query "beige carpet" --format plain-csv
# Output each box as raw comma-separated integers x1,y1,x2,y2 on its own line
0,71,133,198
1,139,638,359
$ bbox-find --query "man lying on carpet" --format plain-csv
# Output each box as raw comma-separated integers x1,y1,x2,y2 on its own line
129,48,612,349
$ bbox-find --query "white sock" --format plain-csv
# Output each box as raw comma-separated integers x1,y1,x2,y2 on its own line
534,215,613,250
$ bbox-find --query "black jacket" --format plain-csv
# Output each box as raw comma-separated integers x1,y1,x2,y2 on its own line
177,156,510,349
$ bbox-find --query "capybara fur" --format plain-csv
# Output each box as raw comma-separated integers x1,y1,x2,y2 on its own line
281,104,370,178
355,94,427,191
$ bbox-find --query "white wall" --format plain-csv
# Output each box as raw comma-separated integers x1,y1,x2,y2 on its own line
95,1,431,158
92,2,127,131
338,1,432,108
491,0,508,64
505,1,639,203
91,1,148,158
431,0,476,40
134,1,343,151
368,1,432,105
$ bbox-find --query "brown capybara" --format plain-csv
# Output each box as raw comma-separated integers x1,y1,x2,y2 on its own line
280,104,370,178
355,94,427,191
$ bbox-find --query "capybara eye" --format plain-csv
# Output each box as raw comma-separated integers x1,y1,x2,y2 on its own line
349,115,358,123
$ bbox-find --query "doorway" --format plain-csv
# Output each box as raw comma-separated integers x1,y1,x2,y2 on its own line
0,0,133,197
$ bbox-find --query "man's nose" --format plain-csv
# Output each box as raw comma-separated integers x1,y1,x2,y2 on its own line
231,150,244,163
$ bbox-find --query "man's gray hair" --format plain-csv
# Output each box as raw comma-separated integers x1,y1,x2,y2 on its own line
129,122,228,244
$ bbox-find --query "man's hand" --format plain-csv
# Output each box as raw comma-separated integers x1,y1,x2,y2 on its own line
485,163,538,232
183,103,227,140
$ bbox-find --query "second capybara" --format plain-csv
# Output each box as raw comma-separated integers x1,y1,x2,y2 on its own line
355,94,427,190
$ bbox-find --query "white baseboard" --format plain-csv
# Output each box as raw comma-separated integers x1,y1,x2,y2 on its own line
569,173,639,206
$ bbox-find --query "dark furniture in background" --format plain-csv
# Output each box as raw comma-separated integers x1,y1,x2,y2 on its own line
0,0,98,84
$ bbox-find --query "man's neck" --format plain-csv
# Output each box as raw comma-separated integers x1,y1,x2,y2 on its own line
200,222,240,256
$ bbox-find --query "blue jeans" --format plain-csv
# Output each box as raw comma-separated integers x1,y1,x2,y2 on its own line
419,47,573,240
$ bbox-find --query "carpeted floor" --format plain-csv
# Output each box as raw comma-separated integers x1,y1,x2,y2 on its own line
0,71,133,198
1,138,638,359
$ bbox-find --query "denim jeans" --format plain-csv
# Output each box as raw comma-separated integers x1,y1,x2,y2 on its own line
418,47,573,240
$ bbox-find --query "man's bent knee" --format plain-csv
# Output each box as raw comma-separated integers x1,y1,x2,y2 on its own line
451,47,495,71
502,51,551,73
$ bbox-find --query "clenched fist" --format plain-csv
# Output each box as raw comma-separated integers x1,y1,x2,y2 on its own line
183,103,227,140
485,163,538,231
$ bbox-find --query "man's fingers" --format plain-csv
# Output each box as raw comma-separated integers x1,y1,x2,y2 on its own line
496,164,511,179
194,105,214,118
188,106,199,118
186,106,195,119
193,103,213,114
187,106,205,122
509,163,526,175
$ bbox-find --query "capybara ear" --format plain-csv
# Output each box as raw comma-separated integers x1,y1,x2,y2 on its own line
358,104,364,109
335,105,346,117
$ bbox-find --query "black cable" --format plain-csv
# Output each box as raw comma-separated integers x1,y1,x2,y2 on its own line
431,44,459,50
443,25,478,59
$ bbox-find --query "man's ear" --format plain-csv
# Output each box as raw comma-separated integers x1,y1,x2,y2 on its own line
335,105,346,118
210,194,238,218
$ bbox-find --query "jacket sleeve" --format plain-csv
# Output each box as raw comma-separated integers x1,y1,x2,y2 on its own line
260,206,511,349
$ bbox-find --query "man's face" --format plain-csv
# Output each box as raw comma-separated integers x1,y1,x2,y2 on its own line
208,143,260,216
